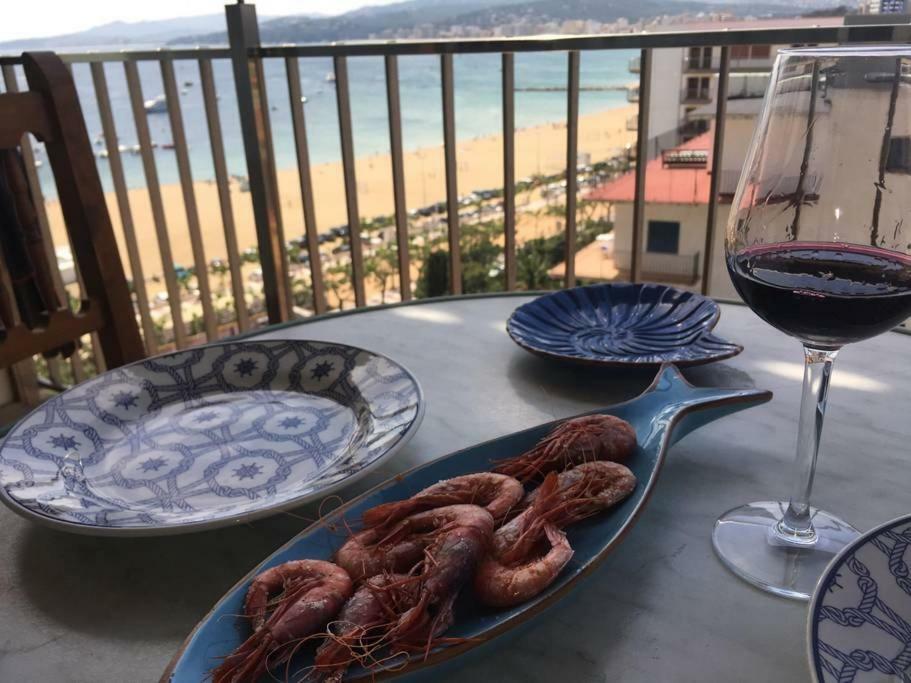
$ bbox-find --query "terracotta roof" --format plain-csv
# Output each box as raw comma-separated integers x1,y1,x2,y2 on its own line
586,132,716,205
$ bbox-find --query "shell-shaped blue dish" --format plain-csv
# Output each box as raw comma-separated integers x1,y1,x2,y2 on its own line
162,365,771,682
507,283,743,367
808,513,911,683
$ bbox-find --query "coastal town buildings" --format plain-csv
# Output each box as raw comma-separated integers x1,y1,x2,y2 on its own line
577,15,854,299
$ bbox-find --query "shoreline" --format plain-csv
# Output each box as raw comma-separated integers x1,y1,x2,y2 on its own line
44,103,637,290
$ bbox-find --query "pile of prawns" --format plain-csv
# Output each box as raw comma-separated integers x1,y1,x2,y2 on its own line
212,413,638,683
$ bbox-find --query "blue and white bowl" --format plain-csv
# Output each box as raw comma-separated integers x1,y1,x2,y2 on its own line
808,514,911,682
0,340,423,536
507,283,742,367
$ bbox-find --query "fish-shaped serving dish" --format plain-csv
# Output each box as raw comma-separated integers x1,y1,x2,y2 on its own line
162,365,770,681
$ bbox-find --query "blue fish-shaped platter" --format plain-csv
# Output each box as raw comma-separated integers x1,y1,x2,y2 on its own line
162,365,770,681
507,283,743,367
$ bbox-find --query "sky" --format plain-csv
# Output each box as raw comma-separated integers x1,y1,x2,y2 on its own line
0,0,400,42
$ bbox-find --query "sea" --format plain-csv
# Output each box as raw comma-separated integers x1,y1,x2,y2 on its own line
15,48,636,198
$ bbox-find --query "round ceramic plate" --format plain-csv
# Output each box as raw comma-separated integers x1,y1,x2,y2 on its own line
808,514,911,682
0,340,423,536
507,283,742,367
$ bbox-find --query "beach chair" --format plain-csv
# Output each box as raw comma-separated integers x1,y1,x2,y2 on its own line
0,52,143,374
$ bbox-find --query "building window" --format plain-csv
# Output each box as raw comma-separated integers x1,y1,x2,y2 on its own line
685,77,710,100
647,221,680,254
687,47,712,69
732,44,772,60
887,136,911,174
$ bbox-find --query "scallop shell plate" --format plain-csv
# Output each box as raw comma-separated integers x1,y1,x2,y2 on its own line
507,283,742,366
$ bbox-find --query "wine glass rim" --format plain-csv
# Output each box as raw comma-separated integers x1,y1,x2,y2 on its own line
779,44,911,57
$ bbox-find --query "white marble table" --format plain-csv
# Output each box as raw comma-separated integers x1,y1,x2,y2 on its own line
1,294,908,682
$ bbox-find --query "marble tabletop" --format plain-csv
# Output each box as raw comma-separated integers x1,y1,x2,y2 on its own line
1,294,908,682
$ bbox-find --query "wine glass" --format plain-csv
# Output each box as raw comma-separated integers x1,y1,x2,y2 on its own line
712,46,911,600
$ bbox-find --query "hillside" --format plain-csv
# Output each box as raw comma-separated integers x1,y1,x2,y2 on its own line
170,0,809,46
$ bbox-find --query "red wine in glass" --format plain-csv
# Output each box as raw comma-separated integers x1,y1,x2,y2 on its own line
727,241,911,348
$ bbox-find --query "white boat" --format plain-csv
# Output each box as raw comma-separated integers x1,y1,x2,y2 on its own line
300,96,308,104
144,95,167,114
325,72,335,83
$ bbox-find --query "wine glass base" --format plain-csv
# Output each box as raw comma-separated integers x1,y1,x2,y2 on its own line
712,501,860,601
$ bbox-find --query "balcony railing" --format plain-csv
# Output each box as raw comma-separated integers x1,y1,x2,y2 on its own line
682,88,713,104
627,85,640,103
0,10,907,365
684,57,714,71
614,250,701,285
629,56,641,73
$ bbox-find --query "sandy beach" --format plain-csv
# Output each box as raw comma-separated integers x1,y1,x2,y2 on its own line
45,105,635,281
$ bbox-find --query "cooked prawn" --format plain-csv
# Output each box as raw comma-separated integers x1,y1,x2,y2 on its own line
474,463,636,608
323,505,493,678
493,414,637,482
362,472,524,529
524,460,637,527
212,560,352,683
473,523,572,608
336,503,494,583
315,574,423,683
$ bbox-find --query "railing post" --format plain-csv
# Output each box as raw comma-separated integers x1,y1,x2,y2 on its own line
630,48,652,284
564,50,580,289
702,46,730,297
226,1,291,324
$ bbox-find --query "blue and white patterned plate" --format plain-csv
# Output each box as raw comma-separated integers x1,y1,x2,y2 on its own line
507,283,742,366
0,340,423,536
808,514,911,682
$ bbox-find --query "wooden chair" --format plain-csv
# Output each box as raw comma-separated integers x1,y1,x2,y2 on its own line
0,52,143,371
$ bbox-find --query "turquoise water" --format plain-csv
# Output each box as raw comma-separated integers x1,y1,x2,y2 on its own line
27,49,634,197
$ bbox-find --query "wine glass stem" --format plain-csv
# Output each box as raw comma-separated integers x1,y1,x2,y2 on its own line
775,345,839,545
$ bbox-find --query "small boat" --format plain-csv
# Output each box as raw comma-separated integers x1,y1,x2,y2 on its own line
325,72,335,83
161,142,175,150
129,145,141,155
144,95,167,114
183,80,193,87
97,149,109,159
300,96,307,104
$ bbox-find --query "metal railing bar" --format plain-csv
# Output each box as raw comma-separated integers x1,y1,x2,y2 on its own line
502,52,516,291
702,46,730,297
384,54,411,302
0,49,232,66
198,57,250,330
123,60,187,347
160,58,218,341
251,24,910,58
284,57,326,315
70,345,86,383
91,332,107,373
630,48,652,284
333,55,366,307
441,53,461,295
90,61,158,354
226,2,292,323
564,50,580,289
0,24,904,67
